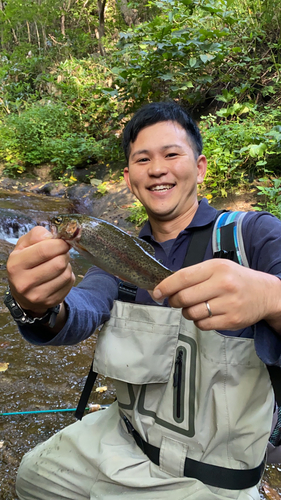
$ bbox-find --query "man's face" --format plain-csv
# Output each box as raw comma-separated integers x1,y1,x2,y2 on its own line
124,120,207,222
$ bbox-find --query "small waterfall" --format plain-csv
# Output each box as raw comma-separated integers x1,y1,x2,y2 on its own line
0,208,38,244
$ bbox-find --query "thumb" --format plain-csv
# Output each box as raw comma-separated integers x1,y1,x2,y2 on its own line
15,226,53,251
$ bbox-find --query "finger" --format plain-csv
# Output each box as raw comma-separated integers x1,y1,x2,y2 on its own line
15,226,53,250
13,256,72,297
9,237,71,271
153,262,211,301
167,279,217,310
38,269,76,309
183,300,217,322
14,265,76,313
181,307,225,331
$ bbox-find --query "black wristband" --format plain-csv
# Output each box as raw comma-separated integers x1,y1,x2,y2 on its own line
4,287,60,328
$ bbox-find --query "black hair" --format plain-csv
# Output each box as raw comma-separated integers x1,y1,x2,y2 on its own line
122,101,203,163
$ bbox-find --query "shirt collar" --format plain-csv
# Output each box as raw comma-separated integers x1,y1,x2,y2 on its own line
139,198,219,239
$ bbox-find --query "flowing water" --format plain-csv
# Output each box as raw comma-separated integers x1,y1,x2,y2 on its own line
0,189,280,500
0,190,116,500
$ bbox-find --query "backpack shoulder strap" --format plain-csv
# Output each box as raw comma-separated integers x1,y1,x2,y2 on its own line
182,210,225,268
212,211,249,267
212,211,281,407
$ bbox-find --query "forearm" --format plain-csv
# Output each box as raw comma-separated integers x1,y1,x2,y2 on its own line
18,269,119,346
263,275,281,335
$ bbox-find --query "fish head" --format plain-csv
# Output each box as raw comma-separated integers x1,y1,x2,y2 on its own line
50,215,82,242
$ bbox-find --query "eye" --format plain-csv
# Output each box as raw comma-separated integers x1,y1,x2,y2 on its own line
54,216,63,225
166,152,178,158
136,157,150,163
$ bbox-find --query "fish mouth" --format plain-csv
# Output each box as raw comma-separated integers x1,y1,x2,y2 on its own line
149,184,175,192
50,222,81,241
67,227,80,240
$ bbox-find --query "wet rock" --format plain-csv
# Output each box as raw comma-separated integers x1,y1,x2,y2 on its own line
66,183,98,215
72,163,108,184
31,181,67,197
0,239,14,270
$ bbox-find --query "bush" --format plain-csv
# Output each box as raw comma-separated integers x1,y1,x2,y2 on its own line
200,106,281,197
0,101,107,177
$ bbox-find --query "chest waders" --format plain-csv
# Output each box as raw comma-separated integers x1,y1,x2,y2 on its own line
75,210,276,491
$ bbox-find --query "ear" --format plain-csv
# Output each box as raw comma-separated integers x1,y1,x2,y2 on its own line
124,167,132,192
196,155,207,185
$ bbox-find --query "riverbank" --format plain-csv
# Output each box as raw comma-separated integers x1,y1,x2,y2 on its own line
0,163,261,232
0,163,138,232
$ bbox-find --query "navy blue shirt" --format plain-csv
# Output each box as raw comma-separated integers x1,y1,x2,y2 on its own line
19,199,281,366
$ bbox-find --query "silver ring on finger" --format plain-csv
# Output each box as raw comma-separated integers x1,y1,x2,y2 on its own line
205,301,213,318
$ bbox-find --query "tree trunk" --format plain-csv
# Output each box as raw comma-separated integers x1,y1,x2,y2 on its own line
8,19,18,45
61,1,72,37
0,1,4,49
96,0,107,56
61,13,66,36
115,0,138,26
34,21,41,49
41,24,47,49
26,21,31,43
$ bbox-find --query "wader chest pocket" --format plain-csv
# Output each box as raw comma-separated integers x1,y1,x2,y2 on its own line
139,334,197,437
93,301,181,385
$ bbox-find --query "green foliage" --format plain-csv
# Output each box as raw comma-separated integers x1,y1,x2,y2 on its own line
200,107,281,197
0,102,107,176
110,0,237,111
1,0,281,196
254,178,281,219
127,200,148,227
95,181,109,196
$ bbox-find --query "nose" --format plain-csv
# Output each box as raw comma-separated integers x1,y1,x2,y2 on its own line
147,158,168,177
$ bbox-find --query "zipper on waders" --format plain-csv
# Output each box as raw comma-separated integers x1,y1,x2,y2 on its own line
173,348,184,421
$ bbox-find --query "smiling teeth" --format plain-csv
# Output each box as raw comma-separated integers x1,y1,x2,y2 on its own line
150,184,174,191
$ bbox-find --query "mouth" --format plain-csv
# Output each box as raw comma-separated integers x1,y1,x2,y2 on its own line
149,184,175,192
68,227,81,240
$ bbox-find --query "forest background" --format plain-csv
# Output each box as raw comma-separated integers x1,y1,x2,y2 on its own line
0,0,281,223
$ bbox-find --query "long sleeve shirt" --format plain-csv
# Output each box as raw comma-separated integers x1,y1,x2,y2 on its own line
19,199,281,366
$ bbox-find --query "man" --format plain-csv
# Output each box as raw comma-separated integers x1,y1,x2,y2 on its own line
5,101,281,500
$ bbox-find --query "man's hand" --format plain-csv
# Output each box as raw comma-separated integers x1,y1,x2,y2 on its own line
152,259,281,333
7,226,75,317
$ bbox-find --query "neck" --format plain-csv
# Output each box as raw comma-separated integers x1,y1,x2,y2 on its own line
149,201,199,242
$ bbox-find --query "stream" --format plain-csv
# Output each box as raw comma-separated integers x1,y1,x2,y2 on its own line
0,189,116,500
0,188,280,500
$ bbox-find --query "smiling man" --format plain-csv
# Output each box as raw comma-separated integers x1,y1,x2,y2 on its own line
5,101,281,500
124,120,206,239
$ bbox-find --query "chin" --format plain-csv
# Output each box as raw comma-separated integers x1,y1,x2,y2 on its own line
148,208,176,220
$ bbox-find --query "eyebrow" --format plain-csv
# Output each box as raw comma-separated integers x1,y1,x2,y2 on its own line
131,144,183,159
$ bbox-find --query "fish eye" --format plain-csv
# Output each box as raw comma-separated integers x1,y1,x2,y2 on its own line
54,216,63,225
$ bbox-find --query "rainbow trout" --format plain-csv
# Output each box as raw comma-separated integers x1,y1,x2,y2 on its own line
50,214,172,290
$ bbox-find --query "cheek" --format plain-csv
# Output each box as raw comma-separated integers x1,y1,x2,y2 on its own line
128,170,145,189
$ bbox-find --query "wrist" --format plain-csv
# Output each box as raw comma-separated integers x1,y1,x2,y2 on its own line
4,287,60,329
263,275,281,334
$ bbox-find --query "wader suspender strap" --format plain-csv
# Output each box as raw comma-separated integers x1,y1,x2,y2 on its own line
123,415,266,490
75,361,97,420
